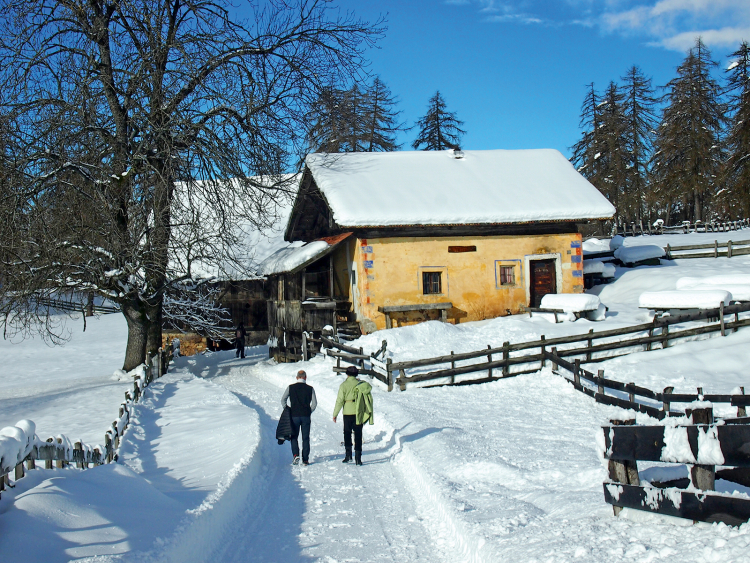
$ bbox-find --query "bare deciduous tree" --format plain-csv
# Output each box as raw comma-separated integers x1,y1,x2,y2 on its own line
0,0,382,369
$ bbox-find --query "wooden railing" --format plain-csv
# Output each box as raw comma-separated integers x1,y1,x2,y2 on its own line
33,296,119,314
0,346,173,500
378,302,750,391
602,408,750,526
615,218,750,237
665,238,750,259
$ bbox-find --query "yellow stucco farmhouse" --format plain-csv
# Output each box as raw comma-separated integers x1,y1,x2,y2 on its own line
259,149,615,361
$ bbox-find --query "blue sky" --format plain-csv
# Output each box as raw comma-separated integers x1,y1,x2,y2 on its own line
342,0,750,157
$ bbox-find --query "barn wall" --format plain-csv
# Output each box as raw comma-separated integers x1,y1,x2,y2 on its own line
354,233,583,330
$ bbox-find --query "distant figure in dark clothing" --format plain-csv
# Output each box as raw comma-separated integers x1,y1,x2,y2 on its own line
281,370,318,465
235,323,246,358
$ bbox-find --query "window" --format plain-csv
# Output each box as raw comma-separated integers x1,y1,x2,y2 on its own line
499,265,515,286
422,271,442,294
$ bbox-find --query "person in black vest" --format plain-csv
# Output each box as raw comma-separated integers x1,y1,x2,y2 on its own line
235,323,246,358
280,370,317,465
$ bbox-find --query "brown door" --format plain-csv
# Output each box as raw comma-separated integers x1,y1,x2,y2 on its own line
530,259,556,308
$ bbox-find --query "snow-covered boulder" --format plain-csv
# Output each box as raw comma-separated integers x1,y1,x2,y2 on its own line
639,290,732,310
540,293,601,312
614,244,665,265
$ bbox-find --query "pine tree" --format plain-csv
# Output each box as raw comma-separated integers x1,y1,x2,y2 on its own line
651,38,725,223
571,82,628,225
620,66,658,224
721,41,750,218
412,91,466,151
363,77,404,152
306,86,356,153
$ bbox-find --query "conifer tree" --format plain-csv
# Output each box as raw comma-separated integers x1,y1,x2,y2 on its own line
412,91,466,150
651,38,725,223
721,41,750,218
363,77,404,152
620,66,658,224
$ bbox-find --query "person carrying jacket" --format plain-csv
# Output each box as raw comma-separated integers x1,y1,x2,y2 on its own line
281,370,317,465
333,365,371,465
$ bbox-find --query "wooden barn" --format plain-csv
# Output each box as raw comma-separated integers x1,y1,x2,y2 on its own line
260,149,615,361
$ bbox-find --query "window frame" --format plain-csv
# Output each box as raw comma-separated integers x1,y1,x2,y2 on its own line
422,271,442,295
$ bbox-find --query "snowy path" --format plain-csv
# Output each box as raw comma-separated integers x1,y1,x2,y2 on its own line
202,357,446,563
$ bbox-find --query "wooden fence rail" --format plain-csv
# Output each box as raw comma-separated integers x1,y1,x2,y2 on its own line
0,346,173,500
615,218,750,238
602,408,750,525
380,302,750,391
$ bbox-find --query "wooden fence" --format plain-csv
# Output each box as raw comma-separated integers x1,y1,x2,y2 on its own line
375,301,750,391
665,238,750,259
0,347,173,500
33,296,119,315
615,218,750,238
602,407,750,525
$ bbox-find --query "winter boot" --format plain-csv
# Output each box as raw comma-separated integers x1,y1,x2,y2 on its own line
342,449,352,463
355,451,362,466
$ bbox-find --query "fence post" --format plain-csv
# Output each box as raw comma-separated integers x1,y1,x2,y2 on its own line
686,406,715,491
586,329,593,360
662,324,669,348
607,418,639,516
74,442,84,469
628,383,635,403
550,347,558,373
157,347,163,378
502,341,510,377
719,301,726,336
714,240,718,258
662,386,674,414
386,358,393,392
739,386,746,417
56,437,64,468
666,243,671,259
397,369,406,392
302,332,308,361
26,456,35,471
359,347,364,369
573,359,581,386
45,438,53,469
487,345,493,379
728,240,733,258
15,462,24,481
450,351,455,384
597,369,604,395
540,335,546,369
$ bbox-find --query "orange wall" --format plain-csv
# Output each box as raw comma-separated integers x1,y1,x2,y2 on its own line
353,233,583,331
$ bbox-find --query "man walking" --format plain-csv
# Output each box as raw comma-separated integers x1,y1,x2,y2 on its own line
235,322,246,358
281,370,317,465
333,366,370,466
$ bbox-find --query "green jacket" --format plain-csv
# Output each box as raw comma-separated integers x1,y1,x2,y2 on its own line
333,375,360,417
354,380,374,426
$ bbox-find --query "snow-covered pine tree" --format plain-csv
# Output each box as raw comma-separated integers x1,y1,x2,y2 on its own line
412,91,466,151
620,66,658,225
721,41,750,218
651,38,725,223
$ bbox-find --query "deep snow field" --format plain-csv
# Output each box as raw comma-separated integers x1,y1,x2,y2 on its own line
1,230,750,562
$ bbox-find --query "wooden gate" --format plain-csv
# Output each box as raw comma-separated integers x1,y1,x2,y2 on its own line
529,259,556,308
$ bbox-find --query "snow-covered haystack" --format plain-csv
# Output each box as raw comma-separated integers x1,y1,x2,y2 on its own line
614,244,665,265
639,289,732,310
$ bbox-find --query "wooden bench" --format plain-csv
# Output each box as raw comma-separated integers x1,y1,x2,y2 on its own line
378,302,453,329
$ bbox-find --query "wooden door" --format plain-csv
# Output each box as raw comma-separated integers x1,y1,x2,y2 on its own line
530,259,556,308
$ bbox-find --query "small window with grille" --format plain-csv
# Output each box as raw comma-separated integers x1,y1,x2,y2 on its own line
499,265,515,286
422,271,442,295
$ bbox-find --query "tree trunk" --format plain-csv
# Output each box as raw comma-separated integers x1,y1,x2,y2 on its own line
145,299,163,358
121,302,148,371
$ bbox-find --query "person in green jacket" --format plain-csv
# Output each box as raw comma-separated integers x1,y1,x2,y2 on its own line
333,365,371,465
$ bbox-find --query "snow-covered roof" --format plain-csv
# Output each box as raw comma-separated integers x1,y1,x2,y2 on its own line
304,149,615,227
257,233,352,276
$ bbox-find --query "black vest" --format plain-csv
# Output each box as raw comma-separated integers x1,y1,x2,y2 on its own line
289,382,313,417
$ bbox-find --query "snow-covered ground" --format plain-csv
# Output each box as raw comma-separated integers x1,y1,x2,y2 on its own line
2,230,750,562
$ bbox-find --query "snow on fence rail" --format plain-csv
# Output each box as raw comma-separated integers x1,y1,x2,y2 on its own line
376,301,750,391
665,238,750,259
601,407,750,526
0,346,173,501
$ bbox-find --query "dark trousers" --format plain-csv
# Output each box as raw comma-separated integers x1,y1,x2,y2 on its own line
235,339,245,358
290,416,311,462
343,414,363,453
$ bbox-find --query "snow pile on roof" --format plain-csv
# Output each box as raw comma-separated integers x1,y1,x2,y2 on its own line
540,293,601,312
306,149,615,227
257,240,329,276
583,260,616,277
614,244,665,264
639,290,732,310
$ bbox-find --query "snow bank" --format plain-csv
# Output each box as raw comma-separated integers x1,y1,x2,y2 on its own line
540,293,601,312
676,275,750,301
639,290,732,310
615,244,665,264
